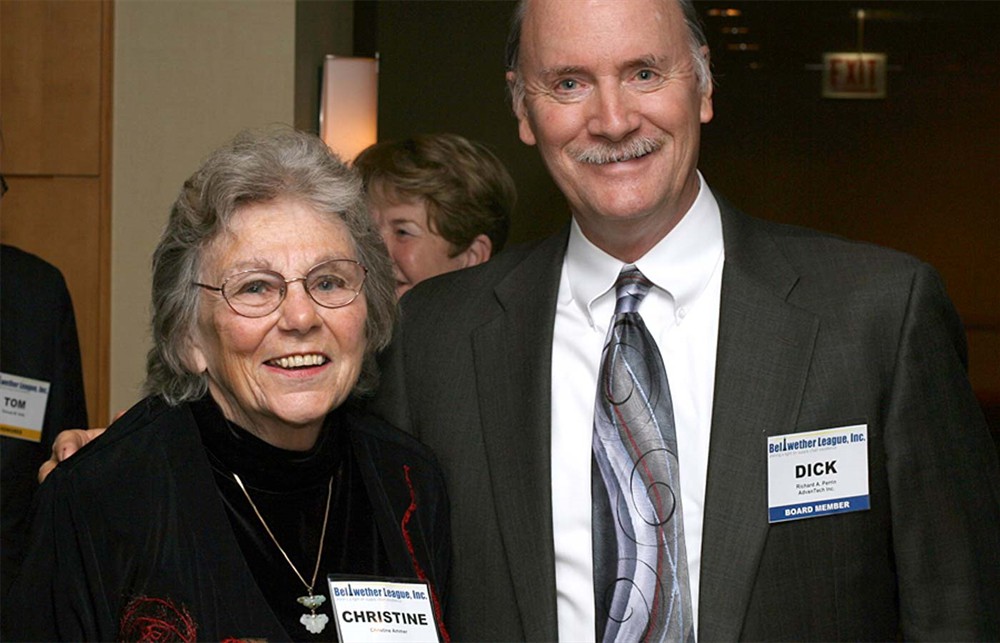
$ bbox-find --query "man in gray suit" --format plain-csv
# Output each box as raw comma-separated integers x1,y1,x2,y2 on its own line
370,0,1000,640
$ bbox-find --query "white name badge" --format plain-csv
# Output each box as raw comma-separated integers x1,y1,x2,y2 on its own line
767,424,869,523
328,577,439,643
0,372,51,443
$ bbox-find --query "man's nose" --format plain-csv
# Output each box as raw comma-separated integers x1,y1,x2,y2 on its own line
587,81,641,141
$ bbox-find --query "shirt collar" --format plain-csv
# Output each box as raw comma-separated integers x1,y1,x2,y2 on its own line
563,172,724,325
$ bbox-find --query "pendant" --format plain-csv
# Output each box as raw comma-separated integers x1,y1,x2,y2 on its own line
300,612,329,634
297,593,327,610
297,592,329,634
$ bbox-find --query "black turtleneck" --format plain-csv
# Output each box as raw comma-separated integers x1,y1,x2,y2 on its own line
192,396,392,642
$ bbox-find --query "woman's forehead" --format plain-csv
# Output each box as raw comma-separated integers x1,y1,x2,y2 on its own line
204,201,355,272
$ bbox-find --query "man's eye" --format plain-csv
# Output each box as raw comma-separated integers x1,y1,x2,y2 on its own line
636,69,657,81
556,79,579,91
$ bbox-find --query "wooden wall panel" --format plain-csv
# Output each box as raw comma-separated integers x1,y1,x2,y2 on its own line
1,0,103,175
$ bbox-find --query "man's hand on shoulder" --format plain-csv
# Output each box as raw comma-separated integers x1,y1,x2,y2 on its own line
38,427,107,483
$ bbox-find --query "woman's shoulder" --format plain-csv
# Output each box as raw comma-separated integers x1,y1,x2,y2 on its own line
50,396,198,482
341,403,444,483
342,404,437,461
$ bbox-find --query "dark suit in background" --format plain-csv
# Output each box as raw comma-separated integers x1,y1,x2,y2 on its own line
1,244,88,598
371,199,1000,640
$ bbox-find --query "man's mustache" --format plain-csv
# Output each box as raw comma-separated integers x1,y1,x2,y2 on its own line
569,137,663,165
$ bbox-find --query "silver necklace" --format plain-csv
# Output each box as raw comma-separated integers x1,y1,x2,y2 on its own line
232,472,333,634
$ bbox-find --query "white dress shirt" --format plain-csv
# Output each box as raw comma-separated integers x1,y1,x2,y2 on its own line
551,175,724,641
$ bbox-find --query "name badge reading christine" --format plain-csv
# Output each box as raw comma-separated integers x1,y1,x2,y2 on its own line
0,372,51,443
328,577,439,643
767,424,870,523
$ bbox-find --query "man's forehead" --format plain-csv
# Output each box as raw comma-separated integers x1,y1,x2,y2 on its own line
519,0,687,70
521,0,678,31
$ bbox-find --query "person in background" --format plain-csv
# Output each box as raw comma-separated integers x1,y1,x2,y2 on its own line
0,241,88,600
4,127,449,642
368,0,1000,640
353,133,515,298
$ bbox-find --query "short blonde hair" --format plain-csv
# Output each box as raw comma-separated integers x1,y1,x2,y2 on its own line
354,133,516,256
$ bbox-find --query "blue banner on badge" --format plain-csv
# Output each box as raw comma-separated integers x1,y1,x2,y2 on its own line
767,424,869,524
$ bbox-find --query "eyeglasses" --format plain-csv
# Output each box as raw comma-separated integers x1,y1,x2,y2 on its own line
193,259,367,318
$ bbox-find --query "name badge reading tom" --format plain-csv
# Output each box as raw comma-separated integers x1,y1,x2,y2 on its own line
767,424,870,523
0,372,51,443
328,576,439,643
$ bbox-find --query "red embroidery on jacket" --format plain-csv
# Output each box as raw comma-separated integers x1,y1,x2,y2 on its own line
401,464,451,642
119,595,197,642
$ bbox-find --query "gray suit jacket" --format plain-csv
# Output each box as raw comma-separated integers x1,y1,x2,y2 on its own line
371,197,1000,641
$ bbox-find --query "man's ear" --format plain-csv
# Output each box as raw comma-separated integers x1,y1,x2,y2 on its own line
456,234,493,268
506,71,537,146
699,45,714,124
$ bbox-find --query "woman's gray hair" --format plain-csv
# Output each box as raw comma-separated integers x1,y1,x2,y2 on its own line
145,126,397,405
505,0,713,111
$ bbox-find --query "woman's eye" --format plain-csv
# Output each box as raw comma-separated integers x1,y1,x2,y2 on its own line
237,280,275,296
312,276,344,292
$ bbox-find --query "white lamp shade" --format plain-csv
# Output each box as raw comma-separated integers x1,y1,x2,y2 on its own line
320,55,378,162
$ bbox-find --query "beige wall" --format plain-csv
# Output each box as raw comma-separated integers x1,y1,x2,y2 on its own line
110,0,296,412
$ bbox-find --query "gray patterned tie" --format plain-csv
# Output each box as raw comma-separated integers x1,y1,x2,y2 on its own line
592,265,695,642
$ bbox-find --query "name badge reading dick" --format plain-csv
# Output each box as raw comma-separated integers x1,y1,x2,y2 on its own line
767,424,869,523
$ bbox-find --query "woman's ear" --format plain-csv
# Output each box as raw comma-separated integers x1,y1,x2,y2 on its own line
456,234,493,268
183,330,209,374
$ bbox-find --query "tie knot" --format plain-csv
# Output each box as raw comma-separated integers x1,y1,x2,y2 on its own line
614,265,652,314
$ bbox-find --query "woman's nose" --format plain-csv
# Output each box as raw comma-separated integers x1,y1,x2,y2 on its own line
277,280,322,331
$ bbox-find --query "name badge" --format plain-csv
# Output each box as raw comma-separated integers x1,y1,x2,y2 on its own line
328,577,439,643
0,372,51,443
767,424,869,523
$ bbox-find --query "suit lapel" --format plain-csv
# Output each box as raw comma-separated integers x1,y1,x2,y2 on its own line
472,228,568,641
697,205,820,640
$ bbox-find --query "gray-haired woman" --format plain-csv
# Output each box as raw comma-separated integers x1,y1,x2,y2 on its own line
3,127,450,642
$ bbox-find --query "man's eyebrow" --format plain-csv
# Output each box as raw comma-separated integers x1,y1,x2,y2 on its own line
536,65,588,80
625,54,669,69
536,55,669,80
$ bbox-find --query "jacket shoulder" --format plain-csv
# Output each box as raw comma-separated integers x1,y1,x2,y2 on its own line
721,202,936,301
395,230,566,335
47,397,190,484
344,404,443,475
725,204,924,273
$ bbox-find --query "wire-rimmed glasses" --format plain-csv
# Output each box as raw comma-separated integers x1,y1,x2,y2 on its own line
193,259,367,318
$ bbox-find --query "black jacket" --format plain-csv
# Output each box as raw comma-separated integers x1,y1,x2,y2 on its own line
0,244,88,599
2,395,450,642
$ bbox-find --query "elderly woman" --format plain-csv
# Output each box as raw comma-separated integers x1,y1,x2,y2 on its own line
2,128,449,642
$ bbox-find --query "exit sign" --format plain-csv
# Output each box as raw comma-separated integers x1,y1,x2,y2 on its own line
823,53,886,99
